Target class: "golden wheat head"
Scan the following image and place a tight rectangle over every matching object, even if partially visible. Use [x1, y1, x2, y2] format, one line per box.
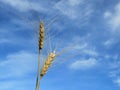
[39, 21, 45, 50]
[40, 52, 56, 79]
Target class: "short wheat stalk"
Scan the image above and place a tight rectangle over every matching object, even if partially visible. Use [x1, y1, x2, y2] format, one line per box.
[40, 52, 56, 79]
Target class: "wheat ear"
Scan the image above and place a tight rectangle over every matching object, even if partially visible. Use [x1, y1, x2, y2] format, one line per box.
[39, 21, 45, 50]
[40, 52, 56, 79]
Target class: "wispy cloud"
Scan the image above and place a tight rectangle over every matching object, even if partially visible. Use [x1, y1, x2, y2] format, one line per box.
[0, 51, 37, 79]
[103, 2, 120, 49]
[69, 58, 97, 70]
[104, 2, 120, 31]
[55, 0, 93, 21]
[103, 38, 118, 48]
[107, 55, 120, 86]
[0, 0, 47, 12]
[71, 34, 99, 58]
[114, 78, 120, 86]
[0, 51, 38, 90]
[82, 49, 98, 57]
[68, 0, 82, 6]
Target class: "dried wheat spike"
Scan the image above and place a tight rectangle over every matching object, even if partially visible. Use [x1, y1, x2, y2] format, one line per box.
[40, 52, 56, 79]
[39, 21, 45, 50]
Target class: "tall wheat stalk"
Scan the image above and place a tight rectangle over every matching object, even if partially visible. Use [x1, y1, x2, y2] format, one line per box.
[36, 21, 45, 90]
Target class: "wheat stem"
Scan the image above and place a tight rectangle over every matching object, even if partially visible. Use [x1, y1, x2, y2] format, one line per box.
[36, 50, 41, 90]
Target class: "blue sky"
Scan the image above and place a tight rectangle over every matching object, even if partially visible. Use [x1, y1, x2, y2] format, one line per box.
[0, 0, 120, 90]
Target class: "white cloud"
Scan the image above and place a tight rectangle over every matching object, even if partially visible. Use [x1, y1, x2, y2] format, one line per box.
[71, 36, 99, 57]
[103, 38, 117, 47]
[68, 0, 82, 6]
[103, 3, 120, 48]
[104, 11, 112, 18]
[114, 78, 120, 86]
[104, 2, 120, 31]
[0, 51, 39, 90]
[0, 0, 47, 12]
[107, 58, 120, 87]
[73, 43, 88, 50]
[0, 51, 37, 79]
[104, 54, 119, 60]
[55, 0, 93, 20]
[82, 49, 98, 56]
[69, 58, 97, 70]
[104, 39, 113, 46]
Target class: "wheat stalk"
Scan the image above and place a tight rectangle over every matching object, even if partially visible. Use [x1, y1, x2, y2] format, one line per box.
[40, 52, 56, 79]
[36, 21, 45, 90]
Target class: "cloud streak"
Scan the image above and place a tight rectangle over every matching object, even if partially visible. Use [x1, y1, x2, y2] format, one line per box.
[69, 58, 97, 70]
[55, 0, 93, 21]
[104, 2, 120, 31]
[0, 0, 47, 12]
[0, 51, 37, 79]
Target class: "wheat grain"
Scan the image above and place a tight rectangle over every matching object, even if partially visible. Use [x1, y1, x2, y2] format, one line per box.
[39, 21, 45, 50]
[40, 52, 56, 79]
